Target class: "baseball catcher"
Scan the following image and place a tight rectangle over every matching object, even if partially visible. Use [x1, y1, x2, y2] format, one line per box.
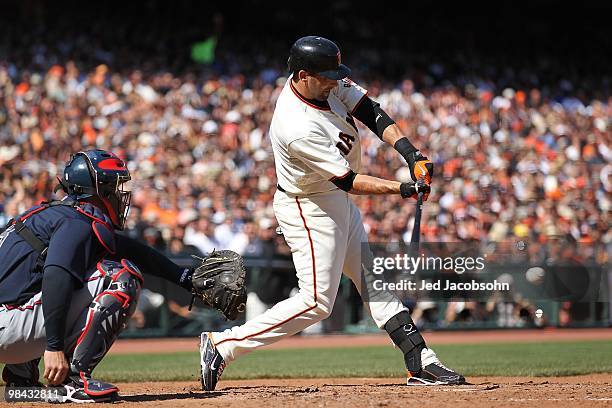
[0, 149, 246, 403]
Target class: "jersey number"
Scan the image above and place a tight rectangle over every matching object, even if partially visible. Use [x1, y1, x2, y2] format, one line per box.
[336, 132, 355, 156]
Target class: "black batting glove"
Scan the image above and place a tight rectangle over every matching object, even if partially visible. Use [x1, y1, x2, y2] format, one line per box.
[400, 179, 431, 201]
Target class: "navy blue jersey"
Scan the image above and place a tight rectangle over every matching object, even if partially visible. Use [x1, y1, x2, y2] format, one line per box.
[0, 201, 114, 305]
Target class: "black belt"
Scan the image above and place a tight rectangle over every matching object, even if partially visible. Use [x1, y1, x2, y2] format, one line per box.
[277, 184, 287, 193]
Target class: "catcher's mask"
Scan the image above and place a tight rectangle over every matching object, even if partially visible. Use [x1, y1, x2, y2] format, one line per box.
[57, 150, 131, 229]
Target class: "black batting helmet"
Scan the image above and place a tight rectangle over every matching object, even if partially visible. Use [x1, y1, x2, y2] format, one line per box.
[287, 36, 351, 80]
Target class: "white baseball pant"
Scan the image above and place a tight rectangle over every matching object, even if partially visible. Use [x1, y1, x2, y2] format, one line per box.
[212, 188, 406, 362]
[0, 269, 106, 365]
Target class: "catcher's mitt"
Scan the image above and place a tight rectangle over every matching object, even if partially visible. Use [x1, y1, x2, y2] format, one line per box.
[190, 249, 247, 320]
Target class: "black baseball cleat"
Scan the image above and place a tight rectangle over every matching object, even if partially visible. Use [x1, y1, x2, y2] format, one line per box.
[2, 360, 43, 387]
[407, 348, 466, 385]
[199, 332, 226, 391]
[2, 360, 44, 401]
[49, 373, 119, 403]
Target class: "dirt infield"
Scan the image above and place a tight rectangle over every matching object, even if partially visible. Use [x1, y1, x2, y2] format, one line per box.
[3, 330, 610, 407]
[92, 329, 612, 407]
[73, 374, 612, 407]
[3, 375, 610, 407]
[110, 328, 612, 354]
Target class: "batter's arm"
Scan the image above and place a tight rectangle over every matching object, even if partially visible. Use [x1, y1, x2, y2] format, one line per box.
[352, 97, 433, 183]
[380, 123, 406, 147]
[350, 174, 401, 195]
[349, 174, 429, 199]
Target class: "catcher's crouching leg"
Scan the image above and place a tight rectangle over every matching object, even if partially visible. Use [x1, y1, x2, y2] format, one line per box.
[65, 259, 143, 402]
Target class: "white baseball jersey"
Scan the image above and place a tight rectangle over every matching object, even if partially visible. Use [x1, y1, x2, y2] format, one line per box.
[269, 77, 368, 195]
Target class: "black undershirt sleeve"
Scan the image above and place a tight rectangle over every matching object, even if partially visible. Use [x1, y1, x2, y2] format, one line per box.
[330, 170, 357, 192]
[42, 265, 78, 351]
[113, 233, 193, 290]
[352, 96, 396, 139]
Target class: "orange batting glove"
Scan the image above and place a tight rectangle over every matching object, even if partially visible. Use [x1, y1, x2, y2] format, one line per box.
[393, 138, 434, 185]
[410, 155, 434, 185]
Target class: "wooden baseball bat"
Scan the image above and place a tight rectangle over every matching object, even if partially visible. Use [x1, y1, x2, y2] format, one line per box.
[411, 190, 424, 243]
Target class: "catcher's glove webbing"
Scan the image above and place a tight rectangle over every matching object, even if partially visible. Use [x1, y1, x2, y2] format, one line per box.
[189, 249, 247, 320]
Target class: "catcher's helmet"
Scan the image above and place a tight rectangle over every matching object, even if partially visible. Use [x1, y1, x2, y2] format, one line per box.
[58, 150, 131, 229]
[287, 36, 351, 80]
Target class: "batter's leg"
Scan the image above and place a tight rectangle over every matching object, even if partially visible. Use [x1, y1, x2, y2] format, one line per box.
[211, 191, 350, 363]
[342, 200, 465, 385]
[200, 191, 352, 391]
[341, 200, 407, 327]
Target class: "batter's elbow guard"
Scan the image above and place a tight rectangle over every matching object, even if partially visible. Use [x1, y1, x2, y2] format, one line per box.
[384, 311, 426, 373]
[352, 96, 395, 138]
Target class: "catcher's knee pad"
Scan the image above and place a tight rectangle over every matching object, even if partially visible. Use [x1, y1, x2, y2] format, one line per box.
[71, 259, 143, 375]
[384, 311, 426, 373]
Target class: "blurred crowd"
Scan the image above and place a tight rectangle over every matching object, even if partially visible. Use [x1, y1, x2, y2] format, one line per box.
[1, 62, 609, 255]
[0, 1, 610, 330]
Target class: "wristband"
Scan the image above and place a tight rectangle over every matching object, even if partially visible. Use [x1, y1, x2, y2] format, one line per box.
[330, 170, 357, 192]
[394, 138, 418, 163]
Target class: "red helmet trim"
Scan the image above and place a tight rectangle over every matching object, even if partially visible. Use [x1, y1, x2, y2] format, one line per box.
[98, 158, 126, 171]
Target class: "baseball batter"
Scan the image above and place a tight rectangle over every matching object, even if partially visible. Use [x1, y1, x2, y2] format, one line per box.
[200, 36, 465, 388]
